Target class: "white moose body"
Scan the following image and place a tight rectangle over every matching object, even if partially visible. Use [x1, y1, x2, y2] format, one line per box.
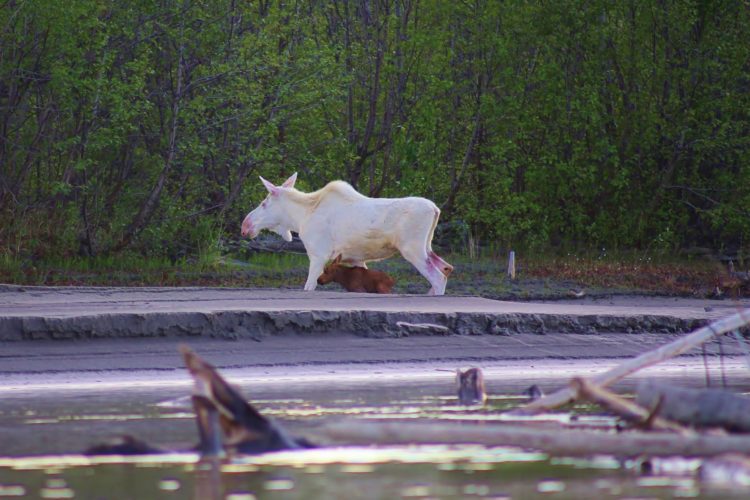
[241, 173, 453, 295]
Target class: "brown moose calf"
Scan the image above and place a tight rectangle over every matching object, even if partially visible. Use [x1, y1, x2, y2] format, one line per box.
[317, 255, 395, 294]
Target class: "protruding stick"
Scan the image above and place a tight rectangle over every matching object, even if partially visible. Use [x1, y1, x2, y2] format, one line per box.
[515, 309, 750, 414]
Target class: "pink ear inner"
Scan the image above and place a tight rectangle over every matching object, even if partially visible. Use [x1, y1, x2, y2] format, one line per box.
[260, 176, 279, 196]
[282, 172, 298, 188]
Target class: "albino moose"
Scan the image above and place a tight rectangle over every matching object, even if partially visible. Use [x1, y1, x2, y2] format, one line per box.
[241, 173, 453, 295]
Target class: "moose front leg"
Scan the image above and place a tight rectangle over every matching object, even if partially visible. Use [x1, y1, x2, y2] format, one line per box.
[304, 256, 326, 291]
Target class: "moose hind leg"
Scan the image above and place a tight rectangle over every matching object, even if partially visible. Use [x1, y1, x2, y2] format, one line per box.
[402, 248, 447, 296]
[429, 251, 454, 277]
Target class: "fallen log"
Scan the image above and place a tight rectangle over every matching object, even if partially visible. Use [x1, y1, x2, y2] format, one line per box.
[320, 421, 750, 458]
[226, 236, 308, 255]
[636, 380, 750, 432]
[514, 308, 750, 414]
[570, 377, 692, 435]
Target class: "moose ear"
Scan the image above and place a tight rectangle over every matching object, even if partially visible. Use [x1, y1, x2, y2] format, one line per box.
[259, 176, 278, 195]
[281, 172, 298, 189]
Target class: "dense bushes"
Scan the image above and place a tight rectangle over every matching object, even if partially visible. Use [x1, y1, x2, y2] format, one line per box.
[1, 0, 748, 261]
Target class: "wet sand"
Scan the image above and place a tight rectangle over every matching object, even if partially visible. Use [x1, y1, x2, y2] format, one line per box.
[2, 287, 748, 401]
[2, 332, 748, 407]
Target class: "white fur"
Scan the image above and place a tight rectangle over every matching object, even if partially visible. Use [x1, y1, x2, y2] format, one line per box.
[241, 173, 451, 295]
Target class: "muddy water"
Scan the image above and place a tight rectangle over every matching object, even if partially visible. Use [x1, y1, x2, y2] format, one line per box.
[1, 372, 749, 499]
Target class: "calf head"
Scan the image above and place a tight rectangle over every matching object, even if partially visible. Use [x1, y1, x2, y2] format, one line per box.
[317, 255, 343, 285]
[241, 173, 298, 241]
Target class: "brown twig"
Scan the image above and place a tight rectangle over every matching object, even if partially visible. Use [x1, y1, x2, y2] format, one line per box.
[641, 395, 665, 430]
[569, 377, 691, 435]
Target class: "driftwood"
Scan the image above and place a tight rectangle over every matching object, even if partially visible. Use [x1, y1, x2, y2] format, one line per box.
[729, 261, 750, 285]
[636, 380, 750, 432]
[515, 309, 750, 414]
[456, 368, 487, 406]
[225, 236, 308, 255]
[320, 421, 750, 458]
[570, 377, 692, 435]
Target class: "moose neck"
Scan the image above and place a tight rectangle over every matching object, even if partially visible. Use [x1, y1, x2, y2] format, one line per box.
[277, 190, 313, 234]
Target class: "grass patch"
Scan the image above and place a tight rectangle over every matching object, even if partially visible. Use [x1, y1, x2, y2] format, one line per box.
[0, 246, 743, 299]
[522, 251, 726, 296]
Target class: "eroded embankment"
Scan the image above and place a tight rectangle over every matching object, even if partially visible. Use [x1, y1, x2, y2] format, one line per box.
[0, 286, 734, 341]
[0, 308, 716, 341]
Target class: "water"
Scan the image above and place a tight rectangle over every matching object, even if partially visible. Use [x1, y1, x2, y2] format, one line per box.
[1, 371, 749, 499]
[0, 451, 706, 499]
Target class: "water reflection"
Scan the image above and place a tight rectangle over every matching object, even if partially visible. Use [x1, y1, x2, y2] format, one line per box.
[193, 459, 222, 500]
[1, 382, 750, 499]
[0, 446, 747, 499]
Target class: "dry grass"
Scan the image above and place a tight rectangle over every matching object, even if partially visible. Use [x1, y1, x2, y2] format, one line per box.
[1, 249, 747, 299]
[524, 254, 746, 297]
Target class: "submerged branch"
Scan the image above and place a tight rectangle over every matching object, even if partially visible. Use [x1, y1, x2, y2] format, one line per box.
[570, 377, 692, 435]
[320, 421, 750, 458]
[513, 309, 750, 414]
